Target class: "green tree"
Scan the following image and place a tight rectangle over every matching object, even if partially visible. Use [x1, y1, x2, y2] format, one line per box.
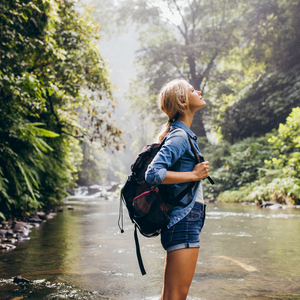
[215, 0, 300, 143]
[118, 0, 252, 137]
[0, 0, 122, 219]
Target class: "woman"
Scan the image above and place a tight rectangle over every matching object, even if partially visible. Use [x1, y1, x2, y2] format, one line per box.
[145, 78, 210, 300]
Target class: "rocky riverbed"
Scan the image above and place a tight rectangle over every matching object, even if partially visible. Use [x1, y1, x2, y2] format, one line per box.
[0, 211, 58, 251]
[0, 182, 121, 252]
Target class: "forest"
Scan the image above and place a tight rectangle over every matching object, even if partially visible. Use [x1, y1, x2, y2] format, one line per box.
[1, 0, 299, 220]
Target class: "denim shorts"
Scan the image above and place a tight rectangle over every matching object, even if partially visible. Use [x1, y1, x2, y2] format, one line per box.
[161, 202, 206, 253]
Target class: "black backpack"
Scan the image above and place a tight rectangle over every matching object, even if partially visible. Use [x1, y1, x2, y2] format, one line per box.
[118, 129, 214, 275]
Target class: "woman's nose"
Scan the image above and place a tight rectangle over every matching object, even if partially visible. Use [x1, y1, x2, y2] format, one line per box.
[197, 90, 202, 95]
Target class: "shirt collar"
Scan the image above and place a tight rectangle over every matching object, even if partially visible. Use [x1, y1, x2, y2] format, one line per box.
[170, 120, 197, 140]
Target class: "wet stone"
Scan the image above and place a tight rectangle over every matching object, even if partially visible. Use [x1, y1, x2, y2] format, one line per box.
[0, 243, 16, 250]
[13, 223, 27, 232]
[0, 210, 57, 254]
[0, 229, 7, 237]
[16, 233, 30, 240]
[7, 238, 17, 243]
[6, 229, 15, 236]
[13, 276, 32, 284]
[46, 212, 57, 219]
[27, 214, 43, 223]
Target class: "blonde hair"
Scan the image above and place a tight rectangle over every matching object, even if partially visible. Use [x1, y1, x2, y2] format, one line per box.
[157, 79, 189, 142]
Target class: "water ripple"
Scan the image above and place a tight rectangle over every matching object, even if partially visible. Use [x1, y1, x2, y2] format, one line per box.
[207, 211, 300, 219]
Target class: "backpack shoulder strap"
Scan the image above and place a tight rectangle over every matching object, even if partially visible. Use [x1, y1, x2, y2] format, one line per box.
[171, 127, 215, 185]
[187, 135, 215, 185]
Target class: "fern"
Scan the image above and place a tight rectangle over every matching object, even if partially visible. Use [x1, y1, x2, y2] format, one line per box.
[16, 161, 37, 201]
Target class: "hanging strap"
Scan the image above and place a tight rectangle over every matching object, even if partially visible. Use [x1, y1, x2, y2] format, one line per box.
[118, 187, 125, 233]
[134, 225, 146, 275]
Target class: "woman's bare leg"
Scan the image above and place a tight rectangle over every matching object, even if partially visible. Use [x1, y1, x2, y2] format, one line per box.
[161, 248, 199, 300]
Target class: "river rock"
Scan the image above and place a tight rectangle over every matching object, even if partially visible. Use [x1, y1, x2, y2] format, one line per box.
[107, 183, 119, 192]
[16, 232, 30, 240]
[7, 238, 17, 243]
[48, 212, 57, 218]
[36, 211, 47, 220]
[260, 202, 276, 208]
[27, 214, 43, 223]
[6, 229, 16, 237]
[88, 186, 102, 195]
[269, 203, 283, 209]
[0, 244, 16, 250]
[13, 222, 28, 231]
[1, 221, 9, 229]
[1, 209, 58, 254]
[12, 222, 30, 237]
[0, 229, 7, 238]
[13, 276, 32, 284]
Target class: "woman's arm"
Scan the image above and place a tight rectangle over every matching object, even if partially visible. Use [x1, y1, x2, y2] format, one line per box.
[161, 161, 210, 185]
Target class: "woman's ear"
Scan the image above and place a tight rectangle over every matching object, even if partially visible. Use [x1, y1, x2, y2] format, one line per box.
[179, 97, 186, 104]
[180, 99, 188, 107]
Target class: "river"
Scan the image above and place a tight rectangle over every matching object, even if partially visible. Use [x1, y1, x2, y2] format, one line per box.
[0, 197, 300, 300]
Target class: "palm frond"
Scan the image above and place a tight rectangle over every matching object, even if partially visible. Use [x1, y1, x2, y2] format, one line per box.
[22, 123, 60, 138]
[16, 161, 37, 200]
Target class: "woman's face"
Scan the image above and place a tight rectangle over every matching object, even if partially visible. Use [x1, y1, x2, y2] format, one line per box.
[186, 84, 206, 112]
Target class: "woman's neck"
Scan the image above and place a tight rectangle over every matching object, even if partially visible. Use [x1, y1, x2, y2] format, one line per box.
[177, 111, 194, 129]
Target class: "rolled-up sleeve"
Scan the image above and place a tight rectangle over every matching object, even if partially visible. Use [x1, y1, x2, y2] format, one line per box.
[145, 166, 167, 185]
[145, 129, 188, 185]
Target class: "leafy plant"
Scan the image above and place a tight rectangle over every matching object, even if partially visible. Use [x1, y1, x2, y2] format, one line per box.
[0, 0, 123, 218]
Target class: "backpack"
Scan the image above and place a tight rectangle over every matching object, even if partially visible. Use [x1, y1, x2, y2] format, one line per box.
[118, 129, 214, 275]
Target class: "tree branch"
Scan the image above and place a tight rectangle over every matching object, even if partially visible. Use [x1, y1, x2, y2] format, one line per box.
[172, 0, 189, 33]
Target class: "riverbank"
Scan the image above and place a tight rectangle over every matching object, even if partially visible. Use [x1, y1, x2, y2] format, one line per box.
[211, 199, 300, 209]
[0, 211, 58, 251]
[2, 182, 299, 253]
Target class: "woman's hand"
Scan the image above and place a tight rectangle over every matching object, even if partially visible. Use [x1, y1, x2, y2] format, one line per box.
[161, 161, 210, 184]
[192, 161, 210, 181]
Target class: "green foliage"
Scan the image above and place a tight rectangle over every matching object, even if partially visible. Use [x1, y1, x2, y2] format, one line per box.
[247, 177, 300, 204]
[202, 136, 274, 199]
[219, 66, 300, 143]
[214, 0, 300, 142]
[0, 0, 122, 218]
[204, 108, 300, 204]
[265, 107, 300, 179]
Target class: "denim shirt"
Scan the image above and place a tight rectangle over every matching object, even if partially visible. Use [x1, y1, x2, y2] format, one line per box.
[145, 120, 202, 229]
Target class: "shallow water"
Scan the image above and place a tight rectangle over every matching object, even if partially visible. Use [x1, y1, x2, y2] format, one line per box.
[0, 198, 300, 300]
